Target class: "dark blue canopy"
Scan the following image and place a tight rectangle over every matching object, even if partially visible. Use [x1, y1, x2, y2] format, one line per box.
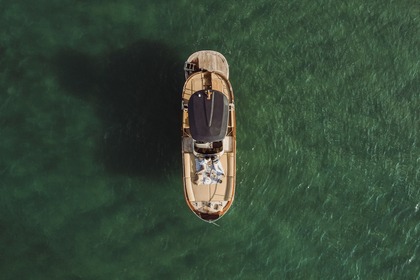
[188, 90, 228, 142]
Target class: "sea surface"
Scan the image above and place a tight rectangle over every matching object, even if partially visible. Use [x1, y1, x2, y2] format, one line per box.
[0, 0, 419, 279]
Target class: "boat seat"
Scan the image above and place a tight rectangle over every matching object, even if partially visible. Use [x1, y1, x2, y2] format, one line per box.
[193, 141, 224, 156]
[223, 136, 233, 152]
[183, 137, 194, 153]
[195, 142, 212, 149]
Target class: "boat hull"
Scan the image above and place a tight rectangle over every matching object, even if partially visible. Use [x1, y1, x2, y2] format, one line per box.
[181, 51, 236, 223]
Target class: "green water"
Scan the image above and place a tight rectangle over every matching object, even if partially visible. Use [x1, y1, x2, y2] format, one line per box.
[1, 0, 419, 279]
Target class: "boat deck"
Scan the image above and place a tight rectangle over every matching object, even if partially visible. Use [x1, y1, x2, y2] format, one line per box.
[183, 151, 235, 202]
[185, 50, 229, 79]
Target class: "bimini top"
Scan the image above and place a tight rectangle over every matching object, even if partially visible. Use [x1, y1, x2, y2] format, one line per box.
[188, 90, 229, 142]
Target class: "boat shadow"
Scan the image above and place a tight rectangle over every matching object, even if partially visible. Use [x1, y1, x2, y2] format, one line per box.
[54, 41, 184, 177]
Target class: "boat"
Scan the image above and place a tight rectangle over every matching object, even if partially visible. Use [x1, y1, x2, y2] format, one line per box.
[181, 50, 236, 223]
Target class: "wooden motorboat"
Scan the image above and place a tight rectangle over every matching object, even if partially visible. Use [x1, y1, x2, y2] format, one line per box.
[181, 51, 236, 223]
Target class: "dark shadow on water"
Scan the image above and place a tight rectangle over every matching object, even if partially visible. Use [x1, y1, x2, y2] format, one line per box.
[53, 41, 184, 177]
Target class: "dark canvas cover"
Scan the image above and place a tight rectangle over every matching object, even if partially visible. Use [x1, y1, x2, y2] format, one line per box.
[188, 90, 229, 142]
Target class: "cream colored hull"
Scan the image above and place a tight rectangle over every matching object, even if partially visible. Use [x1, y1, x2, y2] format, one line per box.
[182, 51, 236, 222]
